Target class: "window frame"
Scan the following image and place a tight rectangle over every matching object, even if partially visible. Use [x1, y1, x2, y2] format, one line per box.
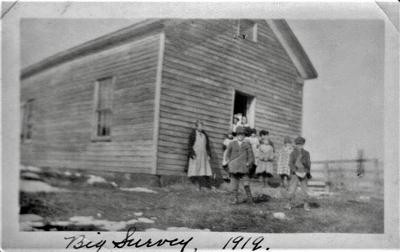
[237, 20, 258, 43]
[91, 76, 115, 142]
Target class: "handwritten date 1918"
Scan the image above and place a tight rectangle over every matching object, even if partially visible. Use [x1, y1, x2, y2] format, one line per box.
[222, 236, 269, 251]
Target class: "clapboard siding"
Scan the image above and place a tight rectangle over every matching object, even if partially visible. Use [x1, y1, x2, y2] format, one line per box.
[21, 33, 161, 173]
[156, 20, 302, 175]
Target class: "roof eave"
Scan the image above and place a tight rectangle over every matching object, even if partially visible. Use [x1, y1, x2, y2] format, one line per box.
[266, 19, 318, 80]
[21, 19, 166, 79]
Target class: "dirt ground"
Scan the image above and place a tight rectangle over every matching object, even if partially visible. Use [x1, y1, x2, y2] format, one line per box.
[19, 167, 384, 233]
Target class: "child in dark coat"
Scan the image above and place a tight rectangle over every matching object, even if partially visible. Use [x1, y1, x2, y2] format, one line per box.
[225, 127, 255, 204]
[285, 136, 312, 211]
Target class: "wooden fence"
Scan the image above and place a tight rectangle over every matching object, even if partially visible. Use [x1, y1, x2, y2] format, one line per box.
[310, 157, 383, 194]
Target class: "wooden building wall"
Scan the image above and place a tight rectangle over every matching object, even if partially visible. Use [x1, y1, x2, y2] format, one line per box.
[21, 33, 162, 173]
[156, 20, 303, 175]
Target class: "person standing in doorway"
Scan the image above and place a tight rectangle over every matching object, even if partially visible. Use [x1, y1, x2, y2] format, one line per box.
[226, 126, 255, 204]
[186, 120, 213, 191]
[285, 136, 312, 211]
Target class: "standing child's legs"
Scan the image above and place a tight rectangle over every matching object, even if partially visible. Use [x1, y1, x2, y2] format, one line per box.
[230, 175, 240, 204]
[299, 178, 310, 211]
[242, 176, 255, 205]
[285, 175, 299, 209]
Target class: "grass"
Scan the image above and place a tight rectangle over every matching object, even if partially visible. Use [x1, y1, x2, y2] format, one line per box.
[19, 171, 384, 233]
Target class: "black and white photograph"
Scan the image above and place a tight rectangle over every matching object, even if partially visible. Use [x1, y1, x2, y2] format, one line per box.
[2, 1, 399, 250]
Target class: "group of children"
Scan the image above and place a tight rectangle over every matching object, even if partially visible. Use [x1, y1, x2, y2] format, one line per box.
[222, 122, 312, 211]
[186, 118, 312, 211]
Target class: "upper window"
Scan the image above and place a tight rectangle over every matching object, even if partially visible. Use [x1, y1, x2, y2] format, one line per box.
[21, 99, 34, 142]
[93, 77, 114, 141]
[237, 20, 258, 42]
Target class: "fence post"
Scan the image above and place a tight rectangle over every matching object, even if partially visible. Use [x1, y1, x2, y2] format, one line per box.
[356, 149, 365, 177]
[374, 159, 380, 187]
[324, 161, 330, 191]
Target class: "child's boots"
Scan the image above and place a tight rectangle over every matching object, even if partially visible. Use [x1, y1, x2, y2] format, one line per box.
[244, 185, 255, 205]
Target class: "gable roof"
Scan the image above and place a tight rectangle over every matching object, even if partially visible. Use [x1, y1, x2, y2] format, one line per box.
[21, 19, 317, 80]
[266, 19, 318, 80]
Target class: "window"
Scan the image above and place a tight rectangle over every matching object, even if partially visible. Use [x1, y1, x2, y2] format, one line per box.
[237, 20, 258, 42]
[21, 99, 34, 142]
[93, 77, 114, 140]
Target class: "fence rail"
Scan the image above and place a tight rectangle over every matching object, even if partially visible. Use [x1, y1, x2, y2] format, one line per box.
[309, 156, 383, 194]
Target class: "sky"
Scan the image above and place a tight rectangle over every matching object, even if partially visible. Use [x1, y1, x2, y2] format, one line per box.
[20, 19, 384, 161]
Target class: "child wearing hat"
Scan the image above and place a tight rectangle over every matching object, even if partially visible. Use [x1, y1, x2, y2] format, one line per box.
[277, 136, 294, 189]
[285, 136, 312, 211]
[225, 126, 255, 204]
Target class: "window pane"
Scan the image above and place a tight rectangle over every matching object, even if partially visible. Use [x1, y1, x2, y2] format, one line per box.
[95, 77, 113, 138]
[98, 78, 113, 109]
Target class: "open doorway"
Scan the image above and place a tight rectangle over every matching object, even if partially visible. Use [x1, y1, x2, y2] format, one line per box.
[232, 90, 256, 128]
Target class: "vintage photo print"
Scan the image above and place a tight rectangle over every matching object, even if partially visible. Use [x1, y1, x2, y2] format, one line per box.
[2, 1, 399, 251]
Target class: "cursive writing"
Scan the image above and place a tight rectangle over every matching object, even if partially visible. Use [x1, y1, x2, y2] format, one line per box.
[112, 227, 193, 252]
[64, 227, 194, 252]
[65, 233, 106, 252]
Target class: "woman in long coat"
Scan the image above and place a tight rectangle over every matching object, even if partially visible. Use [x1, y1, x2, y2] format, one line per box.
[186, 120, 213, 191]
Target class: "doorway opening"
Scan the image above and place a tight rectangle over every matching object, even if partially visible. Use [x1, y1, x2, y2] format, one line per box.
[232, 90, 256, 128]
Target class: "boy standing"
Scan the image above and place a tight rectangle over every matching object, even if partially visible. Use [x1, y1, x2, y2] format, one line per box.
[285, 136, 312, 211]
[226, 127, 255, 204]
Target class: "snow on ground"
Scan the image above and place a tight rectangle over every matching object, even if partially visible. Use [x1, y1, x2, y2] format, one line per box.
[20, 214, 44, 231]
[120, 187, 158, 194]
[272, 212, 287, 220]
[19, 215, 160, 231]
[145, 227, 211, 232]
[20, 165, 42, 173]
[137, 217, 155, 224]
[86, 175, 108, 185]
[20, 180, 68, 193]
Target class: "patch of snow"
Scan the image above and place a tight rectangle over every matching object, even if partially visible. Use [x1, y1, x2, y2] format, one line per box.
[120, 187, 158, 194]
[137, 217, 155, 224]
[87, 175, 107, 185]
[145, 228, 164, 232]
[20, 214, 45, 231]
[273, 212, 287, 220]
[126, 219, 138, 225]
[101, 221, 127, 231]
[145, 227, 210, 232]
[51, 221, 72, 226]
[21, 165, 42, 173]
[20, 221, 44, 231]
[64, 171, 72, 176]
[20, 180, 68, 193]
[75, 172, 82, 177]
[110, 182, 118, 187]
[134, 212, 143, 217]
[65, 215, 156, 231]
[166, 227, 210, 232]
[358, 195, 371, 202]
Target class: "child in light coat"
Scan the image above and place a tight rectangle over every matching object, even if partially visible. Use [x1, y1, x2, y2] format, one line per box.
[277, 136, 294, 189]
[255, 130, 274, 187]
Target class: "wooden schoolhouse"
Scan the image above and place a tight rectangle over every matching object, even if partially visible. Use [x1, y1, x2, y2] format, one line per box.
[20, 19, 317, 177]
